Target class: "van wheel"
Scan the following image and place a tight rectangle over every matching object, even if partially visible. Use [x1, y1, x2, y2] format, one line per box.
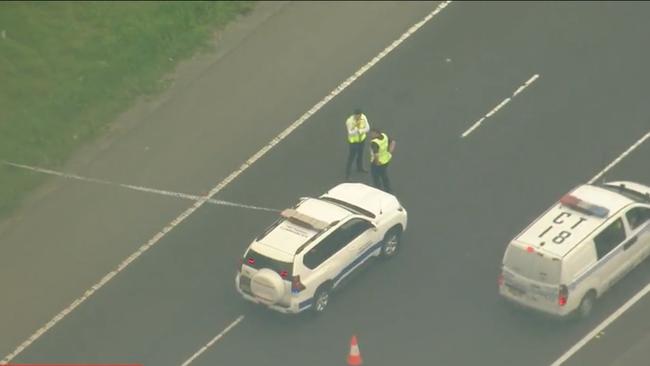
[381, 227, 402, 258]
[577, 291, 596, 319]
[312, 286, 331, 314]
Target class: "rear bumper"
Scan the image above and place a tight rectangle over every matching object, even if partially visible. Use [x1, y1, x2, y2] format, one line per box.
[499, 285, 572, 318]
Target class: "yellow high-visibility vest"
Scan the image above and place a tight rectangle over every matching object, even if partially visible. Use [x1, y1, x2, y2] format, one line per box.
[346, 115, 368, 143]
[371, 133, 392, 165]
[349, 131, 366, 143]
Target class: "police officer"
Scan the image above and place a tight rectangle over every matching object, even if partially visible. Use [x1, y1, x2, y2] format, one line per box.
[369, 128, 395, 193]
[345, 109, 370, 179]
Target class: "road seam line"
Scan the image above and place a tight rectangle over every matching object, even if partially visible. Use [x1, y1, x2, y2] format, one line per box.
[0, 1, 453, 364]
[461, 73, 539, 138]
[2, 161, 279, 213]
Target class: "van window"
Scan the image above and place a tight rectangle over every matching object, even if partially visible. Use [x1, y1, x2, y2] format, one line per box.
[503, 245, 561, 284]
[593, 218, 626, 259]
[625, 207, 650, 230]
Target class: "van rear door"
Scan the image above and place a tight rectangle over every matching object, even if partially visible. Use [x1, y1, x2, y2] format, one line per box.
[502, 243, 561, 306]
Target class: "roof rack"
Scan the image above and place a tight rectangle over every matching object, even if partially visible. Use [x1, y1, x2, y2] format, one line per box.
[281, 208, 330, 231]
[608, 183, 650, 203]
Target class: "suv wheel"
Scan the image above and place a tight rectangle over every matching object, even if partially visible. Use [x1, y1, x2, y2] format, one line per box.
[313, 286, 330, 314]
[577, 291, 596, 319]
[381, 227, 402, 258]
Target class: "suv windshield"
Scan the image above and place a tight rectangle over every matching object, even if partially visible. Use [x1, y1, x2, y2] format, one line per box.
[318, 197, 375, 218]
[244, 249, 293, 279]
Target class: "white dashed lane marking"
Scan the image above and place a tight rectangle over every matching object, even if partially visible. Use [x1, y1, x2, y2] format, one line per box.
[180, 315, 245, 366]
[461, 73, 540, 138]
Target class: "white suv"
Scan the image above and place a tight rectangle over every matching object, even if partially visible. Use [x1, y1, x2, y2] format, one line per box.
[236, 183, 407, 314]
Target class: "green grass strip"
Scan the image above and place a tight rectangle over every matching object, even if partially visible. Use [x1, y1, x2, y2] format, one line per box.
[0, 1, 254, 217]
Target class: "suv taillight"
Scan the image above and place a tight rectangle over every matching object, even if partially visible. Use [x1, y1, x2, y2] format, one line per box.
[291, 276, 306, 294]
[238, 258, 243, 272]
[497, 273, 504, 287]
[558, 285, 569, 306]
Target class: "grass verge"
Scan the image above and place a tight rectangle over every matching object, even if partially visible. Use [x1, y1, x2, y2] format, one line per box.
[0, 1, 254, 218]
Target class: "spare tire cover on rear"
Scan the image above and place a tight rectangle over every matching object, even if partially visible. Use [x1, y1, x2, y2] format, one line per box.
[250, 268, 286, 304]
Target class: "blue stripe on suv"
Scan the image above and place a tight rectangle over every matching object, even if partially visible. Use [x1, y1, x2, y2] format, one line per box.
[298, 240, 385, 312]
[299, 299, 312, 310]
[333, 241, 384, 285]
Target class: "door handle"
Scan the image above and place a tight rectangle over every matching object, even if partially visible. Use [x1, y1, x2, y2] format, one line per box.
[623, 236, 638, 250]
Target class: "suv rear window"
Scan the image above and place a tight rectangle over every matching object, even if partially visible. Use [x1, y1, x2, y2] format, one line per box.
[244, 249, 293, 279]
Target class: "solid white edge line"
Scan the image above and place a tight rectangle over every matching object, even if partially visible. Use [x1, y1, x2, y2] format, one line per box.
[0, 2, 453, 364]
[460, 74, 540, 138]
[2, 161, 278, 212]
[588, 130, 650, 184]
[549, 283, 650, 366]
[180, 315, 245, 366]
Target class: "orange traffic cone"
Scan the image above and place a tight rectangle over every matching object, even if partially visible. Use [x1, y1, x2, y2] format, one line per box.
[347, 335, 363, 366]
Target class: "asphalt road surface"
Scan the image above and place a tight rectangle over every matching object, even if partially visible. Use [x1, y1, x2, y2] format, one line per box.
[562, 285, 650, 366]
[7, 2, 650, 366]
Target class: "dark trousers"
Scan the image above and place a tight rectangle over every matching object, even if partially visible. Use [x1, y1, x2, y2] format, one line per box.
[371, 163, 391, 193]
[346, 141, 365, 178]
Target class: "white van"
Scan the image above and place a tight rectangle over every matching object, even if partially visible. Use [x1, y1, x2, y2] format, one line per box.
[499, 181, 650, 318]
